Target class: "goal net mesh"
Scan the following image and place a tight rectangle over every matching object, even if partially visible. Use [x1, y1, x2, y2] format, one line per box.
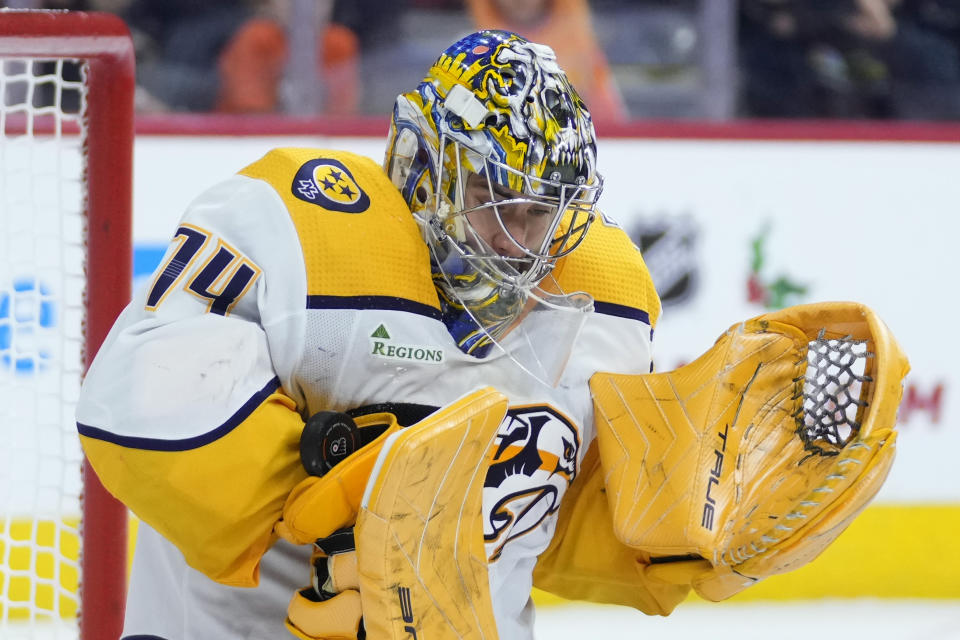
[1, 56, 88, 639]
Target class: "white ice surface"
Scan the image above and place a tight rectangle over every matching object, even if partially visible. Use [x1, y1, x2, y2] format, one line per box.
[6, 599, 959, 639]
[535, 600, 960, 640]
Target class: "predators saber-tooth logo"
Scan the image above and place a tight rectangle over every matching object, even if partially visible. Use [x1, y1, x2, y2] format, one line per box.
[483, 405, 580, 562]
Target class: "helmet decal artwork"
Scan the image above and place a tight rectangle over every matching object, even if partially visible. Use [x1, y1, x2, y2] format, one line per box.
[385, 30, 602, 358]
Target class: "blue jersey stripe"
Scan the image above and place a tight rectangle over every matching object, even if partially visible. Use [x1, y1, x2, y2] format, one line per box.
[77, 377, 282, 451]
[593, 301, 651, 324]
[306, 294, 442, 320]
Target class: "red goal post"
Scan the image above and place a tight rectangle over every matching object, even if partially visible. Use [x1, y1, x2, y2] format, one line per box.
[0, 10, 133, 640]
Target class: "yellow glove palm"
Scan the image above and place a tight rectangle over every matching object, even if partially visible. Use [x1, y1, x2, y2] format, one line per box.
[590, 302, 909, 601]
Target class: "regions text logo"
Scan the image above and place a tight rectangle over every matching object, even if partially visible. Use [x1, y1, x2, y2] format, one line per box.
[369, 324, 443, 364]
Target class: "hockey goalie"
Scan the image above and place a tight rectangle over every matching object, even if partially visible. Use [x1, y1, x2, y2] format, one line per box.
[75, 28, 908, 640]
[277, 301, 907, 640]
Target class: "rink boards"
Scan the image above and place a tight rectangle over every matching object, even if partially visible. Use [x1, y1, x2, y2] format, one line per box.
[3, 501, 958, 620]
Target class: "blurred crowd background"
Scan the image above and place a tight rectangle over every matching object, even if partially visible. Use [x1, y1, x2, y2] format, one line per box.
[5, 0, 960, 122]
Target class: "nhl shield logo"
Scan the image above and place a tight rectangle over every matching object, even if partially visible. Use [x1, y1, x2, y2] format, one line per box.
[630, 214, 699, 308]
[292, 158, 370, 213]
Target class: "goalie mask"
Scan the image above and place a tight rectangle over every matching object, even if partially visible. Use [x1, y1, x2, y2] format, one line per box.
[384, 30, 602, 380]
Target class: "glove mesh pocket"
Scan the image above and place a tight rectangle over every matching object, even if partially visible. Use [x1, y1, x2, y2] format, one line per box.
[796, 329, 872, 457]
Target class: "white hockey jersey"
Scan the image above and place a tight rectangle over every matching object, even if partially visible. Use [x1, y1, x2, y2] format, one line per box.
[76, 148, 660, 640]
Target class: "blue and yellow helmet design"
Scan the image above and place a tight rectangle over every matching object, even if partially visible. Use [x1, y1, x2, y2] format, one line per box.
[385, 30, 602, 359]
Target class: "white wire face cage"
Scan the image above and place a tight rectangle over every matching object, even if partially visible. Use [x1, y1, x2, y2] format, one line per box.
[428, 135, 604, 297]
[383, 30, 604, 373]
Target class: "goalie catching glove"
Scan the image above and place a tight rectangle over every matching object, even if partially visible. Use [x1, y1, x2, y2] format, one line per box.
[587, 301, 909, 601]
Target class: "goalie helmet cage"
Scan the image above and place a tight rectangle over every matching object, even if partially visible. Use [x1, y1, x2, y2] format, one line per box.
[0, 10, 133, 640]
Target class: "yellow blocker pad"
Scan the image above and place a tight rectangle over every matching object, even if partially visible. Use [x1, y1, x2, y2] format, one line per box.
[590, 302, 910, 601]
[280, 413, 403, 640]
[356, 388, 508, 640]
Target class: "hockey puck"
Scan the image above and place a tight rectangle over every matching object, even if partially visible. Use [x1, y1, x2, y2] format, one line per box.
[300, 411, 360, 476]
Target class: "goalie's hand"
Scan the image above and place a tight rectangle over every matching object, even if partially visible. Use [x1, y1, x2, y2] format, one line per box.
[286, 529, 363, 640]
[281, 390, 508, 640]
[280, 410, 400, 640]
[276, 410, 401, 546]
